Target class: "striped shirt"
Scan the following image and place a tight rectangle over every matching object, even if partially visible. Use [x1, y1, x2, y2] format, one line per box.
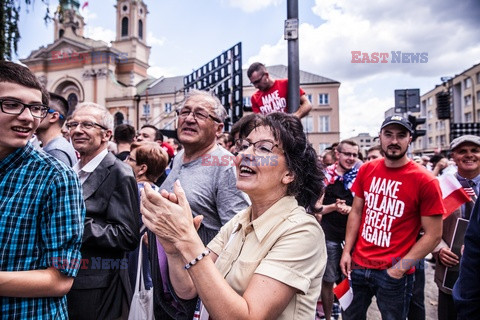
[0, 142, 85, 319]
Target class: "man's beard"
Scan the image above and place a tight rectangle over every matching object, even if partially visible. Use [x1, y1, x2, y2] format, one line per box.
[383, 145, 407, 161]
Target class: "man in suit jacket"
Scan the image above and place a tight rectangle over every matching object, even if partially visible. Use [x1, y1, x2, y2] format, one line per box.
[66, 102, 140, 320]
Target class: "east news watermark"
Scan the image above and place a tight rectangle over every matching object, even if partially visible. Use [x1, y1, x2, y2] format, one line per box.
[351, 51, 428, 63]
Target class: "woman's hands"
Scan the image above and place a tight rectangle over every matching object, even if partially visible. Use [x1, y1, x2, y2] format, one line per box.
[141, 180, 203, 254]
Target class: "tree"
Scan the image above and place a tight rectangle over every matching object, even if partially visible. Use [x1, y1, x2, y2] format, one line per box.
[1, 0, 50, 61]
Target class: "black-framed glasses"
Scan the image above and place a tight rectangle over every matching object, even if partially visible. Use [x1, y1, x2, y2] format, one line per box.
[250, 73, 265, 85]
[65, 121, 108, 130]
[48, 109, 65, 120]
[126, 155, 136, 163]
[177, 108, 221, 123]
[0, 98, 49, 119]
[339, 151, 359, 158]
[235, 138, 283, 156]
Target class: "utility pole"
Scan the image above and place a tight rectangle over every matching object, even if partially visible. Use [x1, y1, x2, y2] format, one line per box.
[286, 0, 299, 114]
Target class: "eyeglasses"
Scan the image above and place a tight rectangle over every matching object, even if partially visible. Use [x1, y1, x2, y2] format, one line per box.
[177, 108, 221, 123]
[250, 73, 265, 85]
[48, 109, 65, 120]
[235, 138, 283, 156]
[339, 151, 359, 158]
[126, 155, 136, 163]
[0, 98, 49, 119]
[65, 121, 108, 130]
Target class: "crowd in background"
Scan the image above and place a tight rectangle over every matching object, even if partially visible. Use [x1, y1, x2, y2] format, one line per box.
[2, 60, 479, 320]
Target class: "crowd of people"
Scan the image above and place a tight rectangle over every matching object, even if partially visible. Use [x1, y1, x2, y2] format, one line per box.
[1, 59, 479, 320]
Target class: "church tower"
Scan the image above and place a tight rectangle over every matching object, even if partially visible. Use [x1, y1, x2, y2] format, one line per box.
[53, 0, 85, 41]
[111, 0, 151, 86]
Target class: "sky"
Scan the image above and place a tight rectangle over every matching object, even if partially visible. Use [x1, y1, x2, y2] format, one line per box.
[15, 0, 480, 139]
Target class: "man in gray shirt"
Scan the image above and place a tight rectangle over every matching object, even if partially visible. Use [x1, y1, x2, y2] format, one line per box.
[36, 92, 77, 166]
[160, 89, 249, 244]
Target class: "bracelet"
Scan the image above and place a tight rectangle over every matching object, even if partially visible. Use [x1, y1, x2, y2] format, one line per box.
[184, 249, 211, 270]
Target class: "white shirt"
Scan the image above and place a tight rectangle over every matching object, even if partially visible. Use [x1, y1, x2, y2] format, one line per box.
[73, 148, 109, 185]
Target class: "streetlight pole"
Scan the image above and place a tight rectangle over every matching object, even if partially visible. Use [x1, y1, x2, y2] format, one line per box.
[134, 94, 141, 130]
[286, 0, 299, 114]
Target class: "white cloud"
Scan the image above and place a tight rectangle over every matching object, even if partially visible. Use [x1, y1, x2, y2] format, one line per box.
[226, 0, 283, 13]
[147, 65, 179, 78]
[84, 26, 115, 45]
[249, 0, 480, 137]
[147, 32, 166, 46]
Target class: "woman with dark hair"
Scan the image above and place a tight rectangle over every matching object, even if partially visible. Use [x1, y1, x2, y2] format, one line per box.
[141, 112, 326, 319]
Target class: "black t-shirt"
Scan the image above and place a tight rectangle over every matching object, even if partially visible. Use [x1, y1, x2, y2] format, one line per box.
[320, 179, 354, 242]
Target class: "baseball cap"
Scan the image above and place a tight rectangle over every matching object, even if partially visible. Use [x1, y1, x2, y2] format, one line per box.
[380, 115, 413, 133]
[450, 135, 480, 150]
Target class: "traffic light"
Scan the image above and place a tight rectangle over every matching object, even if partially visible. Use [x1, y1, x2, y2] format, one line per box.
[408, 115, 427, 142]
[436, 91, 450, 120]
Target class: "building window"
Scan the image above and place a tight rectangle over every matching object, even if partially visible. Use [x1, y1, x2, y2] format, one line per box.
[302, 116, 313, 133]
[465, 77, 472, 89]
[114, 112, 124, 126]
[428, 97, 433, 105]
[121, 17, 129, 37]
[243, 96, 251, 107]
[67, 93, 78, 110]
[440, 135, 446, 147]
[165, 102, 172, 113]
[465, 95, 472, 106]
[465, 112, 472, 123]
[318, 93, 329, 105]
[427, 110, 433, 119]
[428, 137, 433, 146]
[306, 94, 313, 103]
[476, 72, 480, 84]
[138, 20, 143, 39]
[143, 103, 150, 116]
[319, 116, 330, 132]
[319, 143, 330, 154]
[428, 123, 432, 131]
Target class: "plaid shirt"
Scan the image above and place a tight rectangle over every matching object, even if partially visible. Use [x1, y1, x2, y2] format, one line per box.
[0, 143, 85, 319]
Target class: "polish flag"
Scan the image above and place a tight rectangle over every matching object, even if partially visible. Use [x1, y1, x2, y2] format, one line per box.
[333, 277, 353, 311]
[438, 174, 471, 219]
[81, 1, 89, 10]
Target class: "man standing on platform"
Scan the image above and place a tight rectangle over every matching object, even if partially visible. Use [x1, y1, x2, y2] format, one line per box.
[247, 62, 312, 118]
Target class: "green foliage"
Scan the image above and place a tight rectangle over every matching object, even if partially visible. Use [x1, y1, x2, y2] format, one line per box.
[1, 0, 51, 61]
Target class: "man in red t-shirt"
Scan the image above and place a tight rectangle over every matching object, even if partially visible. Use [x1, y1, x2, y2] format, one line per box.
[340, 115, 444, 319]
[247, 62, 312, 118]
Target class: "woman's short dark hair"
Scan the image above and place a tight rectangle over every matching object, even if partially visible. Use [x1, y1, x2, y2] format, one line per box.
[237, 112, 325, 212]
[130, 141, 169, 182]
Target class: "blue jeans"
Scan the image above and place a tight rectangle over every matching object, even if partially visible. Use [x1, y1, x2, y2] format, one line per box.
[343, 268, 414, 320]
[323, 240, 343, 283]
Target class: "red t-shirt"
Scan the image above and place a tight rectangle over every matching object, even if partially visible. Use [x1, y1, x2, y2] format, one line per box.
[351, 159, 445, 270]
[251, 79, 305, 115]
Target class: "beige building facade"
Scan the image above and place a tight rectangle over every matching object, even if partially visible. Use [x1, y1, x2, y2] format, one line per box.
[412, 62, 480, 155]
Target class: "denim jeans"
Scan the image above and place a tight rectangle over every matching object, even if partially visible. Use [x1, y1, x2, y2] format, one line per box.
[343, 268, 414, 320]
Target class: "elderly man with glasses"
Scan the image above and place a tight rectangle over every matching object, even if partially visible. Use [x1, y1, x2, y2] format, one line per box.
[247, 62, 312, 118]
[66, 102, 140, 320]
[147, 89, 249, 320]
[0, 61, 85, 319]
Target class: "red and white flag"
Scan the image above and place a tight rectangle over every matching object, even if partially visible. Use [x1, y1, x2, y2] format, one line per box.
[333, 277, 353, 311]
[438, 174, 471, 219]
